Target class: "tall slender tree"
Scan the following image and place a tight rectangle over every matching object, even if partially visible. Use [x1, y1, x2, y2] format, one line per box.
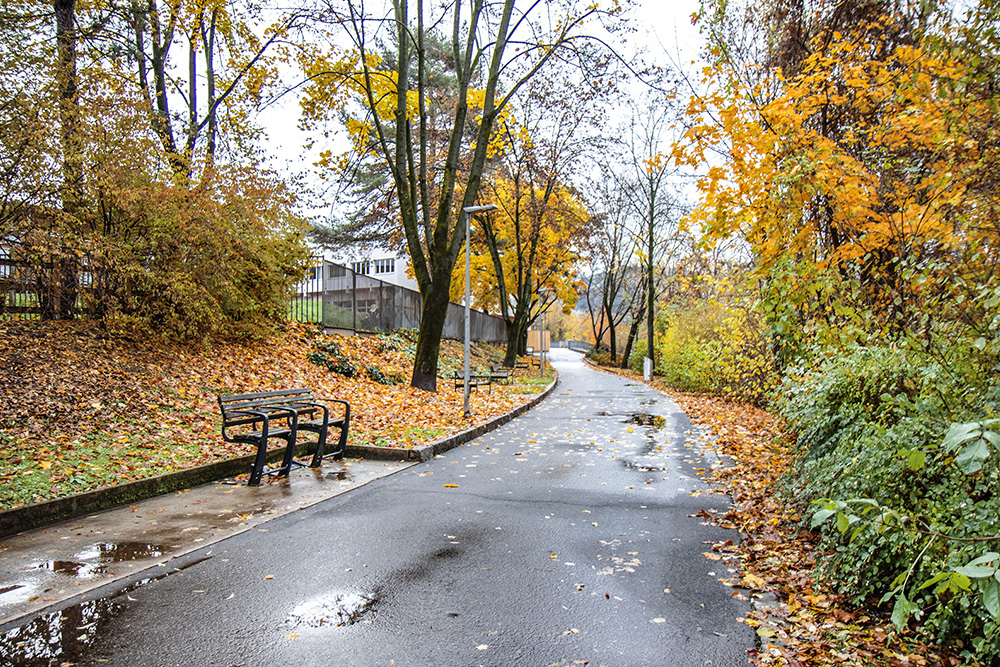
[468, 66, 605, 366]
[299, 0, 620, 391]
[623, 96, 683, 372]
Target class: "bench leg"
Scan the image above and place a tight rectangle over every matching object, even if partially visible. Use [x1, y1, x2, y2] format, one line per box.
[248, 439, 269, 486]
[331, 421, 348, 461]
[313, 421, 347, 464]
[248, 434, 298, 486]
[308, 426, 329, 468]
[277, 432, 298, 477]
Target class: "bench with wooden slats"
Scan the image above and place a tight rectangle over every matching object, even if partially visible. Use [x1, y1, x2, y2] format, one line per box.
[217, 388, 350, 486]
[451, 372, 491, 393]
[489, 364, 512, 385]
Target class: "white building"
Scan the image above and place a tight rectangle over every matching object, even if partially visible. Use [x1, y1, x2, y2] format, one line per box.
[325, 250, 418, 291]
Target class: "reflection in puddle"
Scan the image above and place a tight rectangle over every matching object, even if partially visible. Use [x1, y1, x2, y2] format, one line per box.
[1, 556, 211, 664]
[31, 542, 167, 579]
[285, 592, 375, 628]
[0, 591, 125, 665]
[622, 458, 668, 473]
[624, 413, 666, 429]
[94, 541, 166, 562]
[44, 560, 87, 576]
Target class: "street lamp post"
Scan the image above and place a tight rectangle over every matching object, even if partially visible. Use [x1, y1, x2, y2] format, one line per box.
[462, 204, 497, 418]
[538, 287, 552, 378]
[539, 309, 545, 378]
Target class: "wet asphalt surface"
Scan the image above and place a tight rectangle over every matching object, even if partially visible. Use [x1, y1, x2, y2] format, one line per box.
[1, 349, 754, 666]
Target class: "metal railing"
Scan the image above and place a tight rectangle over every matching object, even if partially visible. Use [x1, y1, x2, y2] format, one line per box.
[554, 339, 594, 353]
[289, 259, 506, 343]
[1, 252, 94, 320]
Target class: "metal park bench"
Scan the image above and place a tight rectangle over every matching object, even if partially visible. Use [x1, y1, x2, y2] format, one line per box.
[217, 388, 350, 486]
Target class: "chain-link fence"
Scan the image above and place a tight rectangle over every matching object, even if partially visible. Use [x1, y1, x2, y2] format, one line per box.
[289, 259, 506, 343]
[1, 239, 94, 320]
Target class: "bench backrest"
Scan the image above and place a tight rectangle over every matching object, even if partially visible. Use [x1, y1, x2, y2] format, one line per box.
[218, 388, 316, 427]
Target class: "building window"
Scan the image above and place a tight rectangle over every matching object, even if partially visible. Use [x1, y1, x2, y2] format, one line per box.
[373, 258, 395, 274]
[352, 261, 370, 275]
[328, 263, 346, 278]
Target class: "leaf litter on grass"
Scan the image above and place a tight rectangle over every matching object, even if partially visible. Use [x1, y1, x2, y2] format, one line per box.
[0, 320, 548, 510]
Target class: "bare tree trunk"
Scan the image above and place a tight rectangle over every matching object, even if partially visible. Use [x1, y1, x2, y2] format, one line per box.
[411, 280, 451, 391]
[621, 281, 647, 369]
[51, 0, 81, 320]
[646, 186, 655, 371]
[604, 299, 617, 361]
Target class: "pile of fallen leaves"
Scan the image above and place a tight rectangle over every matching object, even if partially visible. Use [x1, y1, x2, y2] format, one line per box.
[0, 320, 549, 510]
[586, 359, 957, 666]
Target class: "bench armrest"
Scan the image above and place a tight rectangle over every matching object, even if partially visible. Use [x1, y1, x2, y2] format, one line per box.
[226, 407, 296, 421]
[282, 401, 328, 422]
[311, 398, 351, 423]
[221, 407, 297, 441]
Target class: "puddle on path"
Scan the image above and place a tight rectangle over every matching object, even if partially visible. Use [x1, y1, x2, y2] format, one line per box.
[1, 556, 211, 665]
[0, 594, 125, 666]
[28, 542, 167, 580]
[623, 413, 666, 429]
[285, 592, 375, 629]
[621, 459, 668, 473]
[324, 468, 351, 481]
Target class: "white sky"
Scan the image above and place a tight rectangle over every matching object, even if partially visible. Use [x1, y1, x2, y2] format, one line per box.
[633, 0, 704, 65]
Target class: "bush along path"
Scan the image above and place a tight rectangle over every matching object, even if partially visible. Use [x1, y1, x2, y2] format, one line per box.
[0, 320, 553, 511]
[584, 359, 959, 667]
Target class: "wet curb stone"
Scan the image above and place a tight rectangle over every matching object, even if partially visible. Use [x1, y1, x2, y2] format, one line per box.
[0, 374, 558, 538]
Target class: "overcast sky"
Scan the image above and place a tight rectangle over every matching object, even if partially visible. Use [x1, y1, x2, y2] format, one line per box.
[633, 0, 704, 64]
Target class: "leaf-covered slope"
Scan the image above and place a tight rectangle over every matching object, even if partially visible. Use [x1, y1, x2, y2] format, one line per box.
[0, 321, 544, 509]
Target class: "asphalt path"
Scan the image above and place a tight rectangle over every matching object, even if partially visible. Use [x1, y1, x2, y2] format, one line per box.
[5, 349, 754, 666]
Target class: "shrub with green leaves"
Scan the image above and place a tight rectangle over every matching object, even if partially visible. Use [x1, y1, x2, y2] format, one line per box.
[364, 364, 397, 385]
[655, 300, 778, 406]
[781, 344, 1000, 662]
[628, 340, 648, 373]
[307, 340, 358, 377]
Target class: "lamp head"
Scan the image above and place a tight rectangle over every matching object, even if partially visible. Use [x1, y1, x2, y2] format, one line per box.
[463, 204, 498, 214]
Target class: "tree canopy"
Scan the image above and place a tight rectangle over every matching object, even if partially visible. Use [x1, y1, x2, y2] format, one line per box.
[0, 0, 309, 339]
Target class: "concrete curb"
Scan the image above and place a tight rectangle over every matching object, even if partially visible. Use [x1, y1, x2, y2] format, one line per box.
[407, 373, 558, 462]
[0, 374, 558, 538]
[0, 442, 310, 538]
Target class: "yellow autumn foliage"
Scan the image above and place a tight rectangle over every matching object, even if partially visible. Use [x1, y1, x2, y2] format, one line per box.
[674, 15, 999, 346]
[656, 277, 778, 407]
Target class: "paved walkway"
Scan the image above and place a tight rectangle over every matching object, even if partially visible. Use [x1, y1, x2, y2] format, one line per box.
[0, 456, 415, 627]
[1, 349, 753, 666]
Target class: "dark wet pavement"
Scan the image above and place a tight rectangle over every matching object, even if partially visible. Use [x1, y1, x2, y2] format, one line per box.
[0, 458, 414, 628]
[0, 349, 754, 666]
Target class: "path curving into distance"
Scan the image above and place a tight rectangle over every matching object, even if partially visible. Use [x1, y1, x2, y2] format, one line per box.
[3, 348, 754, 667]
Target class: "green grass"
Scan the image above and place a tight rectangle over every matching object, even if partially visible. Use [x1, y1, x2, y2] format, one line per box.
[288, 298, 322, 323]
[354, 426, 449, 449]
[509, 368, 555, 392]
[0, 422, 204, 508]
